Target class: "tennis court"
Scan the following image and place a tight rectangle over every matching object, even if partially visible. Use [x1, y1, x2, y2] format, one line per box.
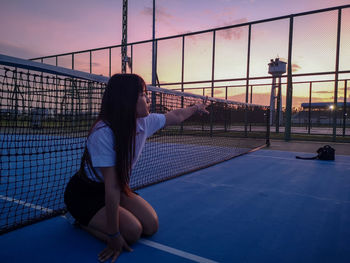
[1, 54, 349, 263]
[1, 147, 350, 262]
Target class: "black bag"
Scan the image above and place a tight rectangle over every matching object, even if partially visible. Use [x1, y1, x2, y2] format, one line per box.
[296, 145, 335, 161]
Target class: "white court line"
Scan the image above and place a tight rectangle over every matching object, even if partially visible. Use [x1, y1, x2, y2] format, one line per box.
[139, 239, 219, 263]
[2, 194, 219, 263]
[248, 154, 350, 165]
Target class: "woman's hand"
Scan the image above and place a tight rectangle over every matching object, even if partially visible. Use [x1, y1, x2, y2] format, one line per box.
[194, 97, 209, 116]
[165, 96, 209, 126]
[194, 104, 209, 115]
[98, 235, 132, 262]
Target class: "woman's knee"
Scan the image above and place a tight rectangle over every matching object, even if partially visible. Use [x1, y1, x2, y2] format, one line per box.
[142, 213, 159, 236]
[122, 215, 143, 244]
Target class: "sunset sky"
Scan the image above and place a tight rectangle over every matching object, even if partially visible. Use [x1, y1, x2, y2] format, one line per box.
[1, 0, 349, 106]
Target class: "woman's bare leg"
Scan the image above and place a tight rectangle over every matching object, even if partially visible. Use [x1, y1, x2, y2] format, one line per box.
[120, 192, 158, 236]
[86, 206, 143, 245]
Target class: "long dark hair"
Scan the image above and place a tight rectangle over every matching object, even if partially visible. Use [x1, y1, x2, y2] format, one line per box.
[84, 74, 146, 196]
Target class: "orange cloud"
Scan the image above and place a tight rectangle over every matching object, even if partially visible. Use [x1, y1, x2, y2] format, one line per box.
[292, 63, 301, 72]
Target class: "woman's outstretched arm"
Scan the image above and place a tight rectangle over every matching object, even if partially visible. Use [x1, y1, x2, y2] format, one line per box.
[164, 99, 209, 126]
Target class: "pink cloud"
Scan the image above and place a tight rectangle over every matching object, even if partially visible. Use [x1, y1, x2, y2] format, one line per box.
[0, 41, 40, 59]
[0, 5, 122, 57]
[140, 6, 175, 21]
[216, 18, 249, 40]
[292, 63, 301, 72]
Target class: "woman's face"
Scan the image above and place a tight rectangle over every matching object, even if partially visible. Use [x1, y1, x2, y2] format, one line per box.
[136, 90, 150, 118]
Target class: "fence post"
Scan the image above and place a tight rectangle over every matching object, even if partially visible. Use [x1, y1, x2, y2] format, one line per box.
[308, 82, 312, 134]
[343, 80, 348, 136]
[109, 48, 111, 77]
[285, 16, 294, 141]
[333, 8, 342, 141]
[245, 24, 252, 137]
[181, 36, 185, 133]
[210, 31, 216, 137]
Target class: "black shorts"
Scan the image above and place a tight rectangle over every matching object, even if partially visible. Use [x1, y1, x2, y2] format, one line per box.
[64, 171, 105, 226]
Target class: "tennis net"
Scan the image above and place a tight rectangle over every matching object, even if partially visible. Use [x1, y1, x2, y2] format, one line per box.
[0, 54, 270, 234]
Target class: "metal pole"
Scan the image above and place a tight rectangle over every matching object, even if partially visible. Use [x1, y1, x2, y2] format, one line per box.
[225, 86, 228, 132]
[89, 51, 92, 74]
[276, 76, 282, 133]
[308, 82, 312, 134]
[333, 8, 342, 141]
[72, 53, 74, 70]
[181, 36, 185, 93]
[109, 48, 112, 77]
[285, 16, 294, 141]
[250, 85, 253, 132]
[150, 0, 157, 120]
[151, 0, 156, 86]
[245, 24, 252, 137]
[151, 40, 157, 113]
[211, 31, 216, 98]
[250, 85, 253, 103]
[122, 0, 128, 74]
[246, 25, 251, 103]
[210, 31, 216, 137]
[130, 45, 133, 74]
[270, 76, 276, 126]
[343, 80, 348, 136]
[180, 36, 185, 135]
[202, 88, 205, 132]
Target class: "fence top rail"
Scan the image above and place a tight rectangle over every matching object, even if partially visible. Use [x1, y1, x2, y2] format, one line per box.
[0, 54, 268, 108]
[0, 54, 109, 83]
[151, 70, 350, 87]
[147, 86, 267, 107]
[30, 4, 350, 61]
[167, 78, 350, 91]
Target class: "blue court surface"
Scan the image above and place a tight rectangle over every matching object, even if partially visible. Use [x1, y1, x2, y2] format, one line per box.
[1, 149, 350, 263]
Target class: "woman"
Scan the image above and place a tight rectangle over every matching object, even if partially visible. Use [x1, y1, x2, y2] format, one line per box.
[64, 74, 208, 262]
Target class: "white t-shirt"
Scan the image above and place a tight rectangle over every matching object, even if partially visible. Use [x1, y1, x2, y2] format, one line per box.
[84, 113, 166, 182]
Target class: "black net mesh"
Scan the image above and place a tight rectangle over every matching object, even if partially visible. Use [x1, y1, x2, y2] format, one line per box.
[0, 63, 269, 234]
